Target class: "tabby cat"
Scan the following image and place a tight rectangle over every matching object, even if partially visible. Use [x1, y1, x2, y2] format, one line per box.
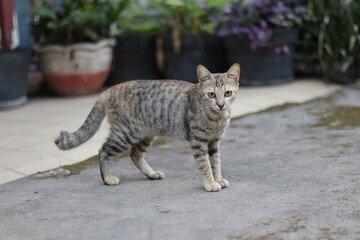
[55, 63, 240, 192]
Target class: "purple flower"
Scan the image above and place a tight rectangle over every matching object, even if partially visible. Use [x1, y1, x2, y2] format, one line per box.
[275, 45, 290, 54]
[282, 45, 289, 53]
[217, 28, 231, 37]
[223, 8, 232, 14]
[200, 3, 207, 9]
[222, 16, 230, 22]
[214, 0, 308, 52]
[275, 2, 288, 13]
[259, 32, 269, 41]
[210, 15, 218, 21]
[232, 26, 249, 34]
[259, 20, 268, 28]
[280, 21, 289, 27]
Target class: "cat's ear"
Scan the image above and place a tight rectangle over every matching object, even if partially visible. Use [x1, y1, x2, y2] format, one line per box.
[227, 63, 241, 83]
[197, 65, 212, 83]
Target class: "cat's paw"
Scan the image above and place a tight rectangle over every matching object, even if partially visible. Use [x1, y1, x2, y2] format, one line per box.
[104, 176, 120, 186]
[148, 171, 165, 180]
[204, 182, 222, 192]
[217, 179, 229, 188]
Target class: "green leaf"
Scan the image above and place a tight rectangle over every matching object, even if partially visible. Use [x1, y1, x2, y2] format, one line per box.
[84, 28, 100, 42]
[165, 0, 184, 7]
[206, 0, 227, 8]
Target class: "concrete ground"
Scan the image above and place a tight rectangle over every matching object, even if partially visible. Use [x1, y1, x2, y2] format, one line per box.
[0, 80, 339, 185]
[0, 85, 359, 240]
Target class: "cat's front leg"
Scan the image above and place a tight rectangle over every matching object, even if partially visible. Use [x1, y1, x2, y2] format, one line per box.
[208, 139, 229, 189]
[190, 141, 221, 192]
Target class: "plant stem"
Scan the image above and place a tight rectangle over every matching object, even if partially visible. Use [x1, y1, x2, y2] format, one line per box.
[318, 15, 329, 82]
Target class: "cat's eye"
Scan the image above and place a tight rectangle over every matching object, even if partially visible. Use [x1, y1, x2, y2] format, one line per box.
[224, 91, 233, 97]
[207, 92, 216, 98]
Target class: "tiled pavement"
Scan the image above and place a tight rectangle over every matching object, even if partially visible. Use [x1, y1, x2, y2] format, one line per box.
[0, 79, 341, 185]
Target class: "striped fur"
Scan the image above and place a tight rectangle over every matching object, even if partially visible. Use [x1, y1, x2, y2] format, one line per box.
[55, 101, 105, 150]
[55, 63, 240, 192]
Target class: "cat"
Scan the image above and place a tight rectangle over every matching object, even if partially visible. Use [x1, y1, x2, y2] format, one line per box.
[55, 63, 240, 192]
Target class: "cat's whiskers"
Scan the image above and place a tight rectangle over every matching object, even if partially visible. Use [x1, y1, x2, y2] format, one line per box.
[200, 106, 212, 110]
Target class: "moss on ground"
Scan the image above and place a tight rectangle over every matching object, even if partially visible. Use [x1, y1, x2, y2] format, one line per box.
[312, 106, 360, 130]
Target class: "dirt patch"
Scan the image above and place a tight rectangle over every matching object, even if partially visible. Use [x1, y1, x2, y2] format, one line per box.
[312, 106, 360, 130]
[33, 154, 103, 178]
[62, 154, 100, 176]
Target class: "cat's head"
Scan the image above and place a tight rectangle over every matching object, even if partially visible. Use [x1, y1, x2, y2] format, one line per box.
[197, 63, 240, 113]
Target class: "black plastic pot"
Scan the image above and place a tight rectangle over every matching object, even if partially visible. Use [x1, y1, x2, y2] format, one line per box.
[0, 50, 29, 109]
[107, 35, 160, 85]
[329, 62, 357, 84]
[223, 29, 298, 86]
[163, 34, 227, 83]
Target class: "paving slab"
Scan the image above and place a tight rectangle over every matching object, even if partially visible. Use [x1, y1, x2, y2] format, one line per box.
[0, 87, 359, 240]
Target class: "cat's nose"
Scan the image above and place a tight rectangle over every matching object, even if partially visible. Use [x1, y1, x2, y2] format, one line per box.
[217, 103, 225, 109]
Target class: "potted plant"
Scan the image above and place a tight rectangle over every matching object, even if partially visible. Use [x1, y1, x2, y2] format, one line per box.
[151, 0, 227, 83]
[296, 0, 360, 84]
[214, 0, 308, 85]
[30, 0, 129, 96]
[107, 0, 162, 85]
[0, 0, 29, 109]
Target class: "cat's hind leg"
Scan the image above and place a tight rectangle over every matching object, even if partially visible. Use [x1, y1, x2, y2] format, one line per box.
[131, 137, 165, 180]
[99, 135, 133, 185]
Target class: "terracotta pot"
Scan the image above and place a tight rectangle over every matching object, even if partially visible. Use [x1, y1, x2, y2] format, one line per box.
[36, 39, 115, 96]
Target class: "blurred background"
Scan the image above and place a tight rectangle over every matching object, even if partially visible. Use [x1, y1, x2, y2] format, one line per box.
[0, 0, 359, 108]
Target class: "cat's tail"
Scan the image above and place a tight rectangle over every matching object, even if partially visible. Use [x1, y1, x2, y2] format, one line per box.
[54, 100, 106, 150]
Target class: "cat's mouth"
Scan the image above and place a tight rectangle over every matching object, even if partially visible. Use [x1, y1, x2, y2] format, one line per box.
[212, 106, 228, 113]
